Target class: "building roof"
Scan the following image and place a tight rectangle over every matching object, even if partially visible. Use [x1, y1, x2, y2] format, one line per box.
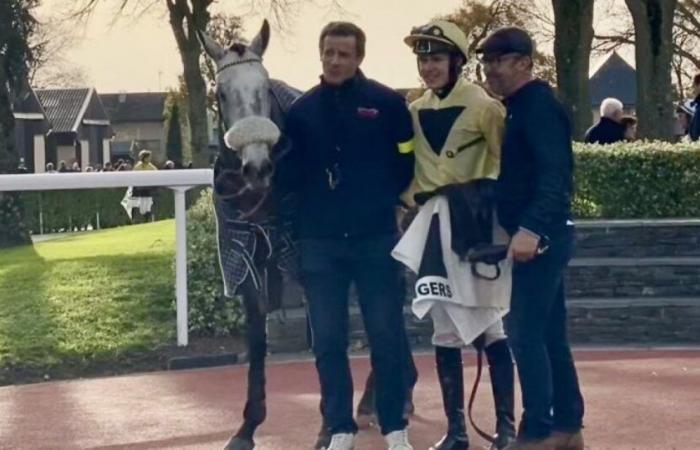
[35, 88, 93, 133]
[12, 87, 48, 119]
[100, 92, 167, 123]
[589, 52, 637, 107]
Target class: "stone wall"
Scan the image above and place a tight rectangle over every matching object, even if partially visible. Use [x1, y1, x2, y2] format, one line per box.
[268, 220, 700, 352]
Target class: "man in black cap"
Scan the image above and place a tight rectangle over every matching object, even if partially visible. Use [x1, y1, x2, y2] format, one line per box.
[476, 27, 585, 450]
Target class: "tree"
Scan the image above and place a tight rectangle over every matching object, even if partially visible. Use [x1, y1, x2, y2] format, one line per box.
[594, 0, 700, 100]
[200, 13, 244, 114]
[28, 12, 91, 88]
[443, 0, 557, 85]
[672, 0, 700, 97]
[165, 94, 184, 166]
[74, 0, 339, 168]
[551, 0, 594, 140]
[0, 0, 37, 247]
[625, 0, 678, 141]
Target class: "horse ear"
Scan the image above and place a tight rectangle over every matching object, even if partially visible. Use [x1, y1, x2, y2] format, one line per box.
[197, 29, 225, 61]
[249, 20, 270, 58]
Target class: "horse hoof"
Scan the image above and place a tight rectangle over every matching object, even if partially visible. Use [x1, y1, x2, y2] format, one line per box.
[355, 412, 377, 429]
[224, 436, 255, 450]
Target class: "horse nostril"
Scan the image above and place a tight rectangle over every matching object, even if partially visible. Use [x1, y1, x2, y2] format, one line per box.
[259, 161, 273, 178]
[242, 164, 254, 178]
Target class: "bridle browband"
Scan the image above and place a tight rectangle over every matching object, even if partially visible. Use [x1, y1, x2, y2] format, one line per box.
[216, 57, 263, 75]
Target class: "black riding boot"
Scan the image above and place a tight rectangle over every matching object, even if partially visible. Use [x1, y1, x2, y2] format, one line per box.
[485, 339, 516, 450]
[431, 346, 470, 450]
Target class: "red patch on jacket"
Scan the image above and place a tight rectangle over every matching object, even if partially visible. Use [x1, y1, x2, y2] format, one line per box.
[357, 107, 380, 119]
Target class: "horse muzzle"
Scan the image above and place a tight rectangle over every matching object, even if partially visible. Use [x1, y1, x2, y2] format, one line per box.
[242, 159, 274, 189]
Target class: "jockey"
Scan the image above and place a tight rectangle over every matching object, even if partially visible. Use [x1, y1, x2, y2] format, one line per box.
[401, 20, 516, 450]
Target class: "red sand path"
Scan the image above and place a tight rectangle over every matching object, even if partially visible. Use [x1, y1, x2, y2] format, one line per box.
[0, 350, 698, 450]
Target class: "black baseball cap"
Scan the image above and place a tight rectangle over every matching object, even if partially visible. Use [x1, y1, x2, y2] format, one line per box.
[476, 27, 534, 59]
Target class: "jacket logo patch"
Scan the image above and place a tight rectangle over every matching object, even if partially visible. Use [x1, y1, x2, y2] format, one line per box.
[357, 107, 380, 119]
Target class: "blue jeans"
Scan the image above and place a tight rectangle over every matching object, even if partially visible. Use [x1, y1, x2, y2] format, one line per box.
[505, 227, 585, 439]
[300, 234, 409, 435]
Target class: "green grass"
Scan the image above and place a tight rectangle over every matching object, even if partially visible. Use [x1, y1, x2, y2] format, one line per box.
[0, 221, 176, 378]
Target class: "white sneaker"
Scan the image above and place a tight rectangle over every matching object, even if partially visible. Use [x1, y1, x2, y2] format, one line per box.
[325, 432, 356, 450]
[385, 429, 413, 450]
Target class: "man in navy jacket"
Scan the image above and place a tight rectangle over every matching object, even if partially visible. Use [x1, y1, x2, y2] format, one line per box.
[690, 73, 700, 142]
[277, 21, 416, 450]
[584, 97, 626, 145]
[477, 27, 585, 450]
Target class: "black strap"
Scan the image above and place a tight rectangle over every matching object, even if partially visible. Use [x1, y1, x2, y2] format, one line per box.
[468, 348, 497, 445]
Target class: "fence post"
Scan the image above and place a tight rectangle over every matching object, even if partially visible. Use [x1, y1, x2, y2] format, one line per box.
[172, 186, 191, 346]
[39, 194, 44, 235]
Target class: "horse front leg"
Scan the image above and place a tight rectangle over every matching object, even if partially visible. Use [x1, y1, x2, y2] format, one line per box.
[225, 289, 268, 450]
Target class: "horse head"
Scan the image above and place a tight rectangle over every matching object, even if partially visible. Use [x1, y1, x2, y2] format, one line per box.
[198, 20, 278, 190]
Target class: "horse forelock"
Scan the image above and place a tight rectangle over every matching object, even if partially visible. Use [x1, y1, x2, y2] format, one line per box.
[216, 48, 271, 128]
[229, 43, 247, 56]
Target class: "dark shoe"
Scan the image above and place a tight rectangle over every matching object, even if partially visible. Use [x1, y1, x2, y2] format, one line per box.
[431, 346, 470, 450]
[485, 339, 516, 450]
[550, 431, 584, 450]
[430, 433, 471, 450]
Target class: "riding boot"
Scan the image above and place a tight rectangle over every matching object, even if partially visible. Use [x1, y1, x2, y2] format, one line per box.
[485, 339, 516, 450]
[430, 346, 470, 450]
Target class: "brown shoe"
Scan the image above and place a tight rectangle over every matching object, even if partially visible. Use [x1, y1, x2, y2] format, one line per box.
[550, 431, 584, 450]
[503, 436, 556, 450]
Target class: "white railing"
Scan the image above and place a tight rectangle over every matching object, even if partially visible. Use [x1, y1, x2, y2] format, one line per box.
[0, 169, 214, 346]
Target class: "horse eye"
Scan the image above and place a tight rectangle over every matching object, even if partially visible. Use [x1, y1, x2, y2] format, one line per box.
[219, 92, 226, 102]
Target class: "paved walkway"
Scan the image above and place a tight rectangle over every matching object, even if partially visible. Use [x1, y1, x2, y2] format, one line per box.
[1, 350, 698, 449]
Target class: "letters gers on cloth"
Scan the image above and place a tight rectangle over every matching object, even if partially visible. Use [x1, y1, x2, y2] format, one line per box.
[392, 196, 511, 347]
[214, 79, 301, 301]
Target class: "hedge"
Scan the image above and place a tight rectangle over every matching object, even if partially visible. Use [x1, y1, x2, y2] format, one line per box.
[184, 188, 245, 336]
[572, 141, 700, 218]
[16, 142, 698, 337]
[19, 188, 206, 234]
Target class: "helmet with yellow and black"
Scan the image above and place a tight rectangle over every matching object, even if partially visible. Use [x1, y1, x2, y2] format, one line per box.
[404, 20, 469, 61]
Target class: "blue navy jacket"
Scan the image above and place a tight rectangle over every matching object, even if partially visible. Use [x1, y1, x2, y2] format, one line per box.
[277, 72, 414, 239]
[690, 95, 700, 142]
[584, 117, 626, 145]
[496, 80, 573, 238]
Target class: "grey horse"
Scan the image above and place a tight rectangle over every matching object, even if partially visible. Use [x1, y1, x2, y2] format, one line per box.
[198, 21, 411, 450]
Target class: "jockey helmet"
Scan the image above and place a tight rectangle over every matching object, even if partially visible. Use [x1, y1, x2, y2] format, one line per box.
[404, 20, 469, 61]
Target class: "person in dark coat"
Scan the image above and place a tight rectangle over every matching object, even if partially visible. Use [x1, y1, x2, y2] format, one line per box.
[584, 97, 626, 144]
[277, 21, 416, 450]
[689, 73, 700, 142]
[478, 26, 585, 450]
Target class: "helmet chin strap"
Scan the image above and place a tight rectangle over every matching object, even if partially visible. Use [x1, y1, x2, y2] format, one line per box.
[431, 53, 465, 99]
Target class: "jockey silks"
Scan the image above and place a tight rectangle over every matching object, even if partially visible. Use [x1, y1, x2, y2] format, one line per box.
[400, 77, 505, 207]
